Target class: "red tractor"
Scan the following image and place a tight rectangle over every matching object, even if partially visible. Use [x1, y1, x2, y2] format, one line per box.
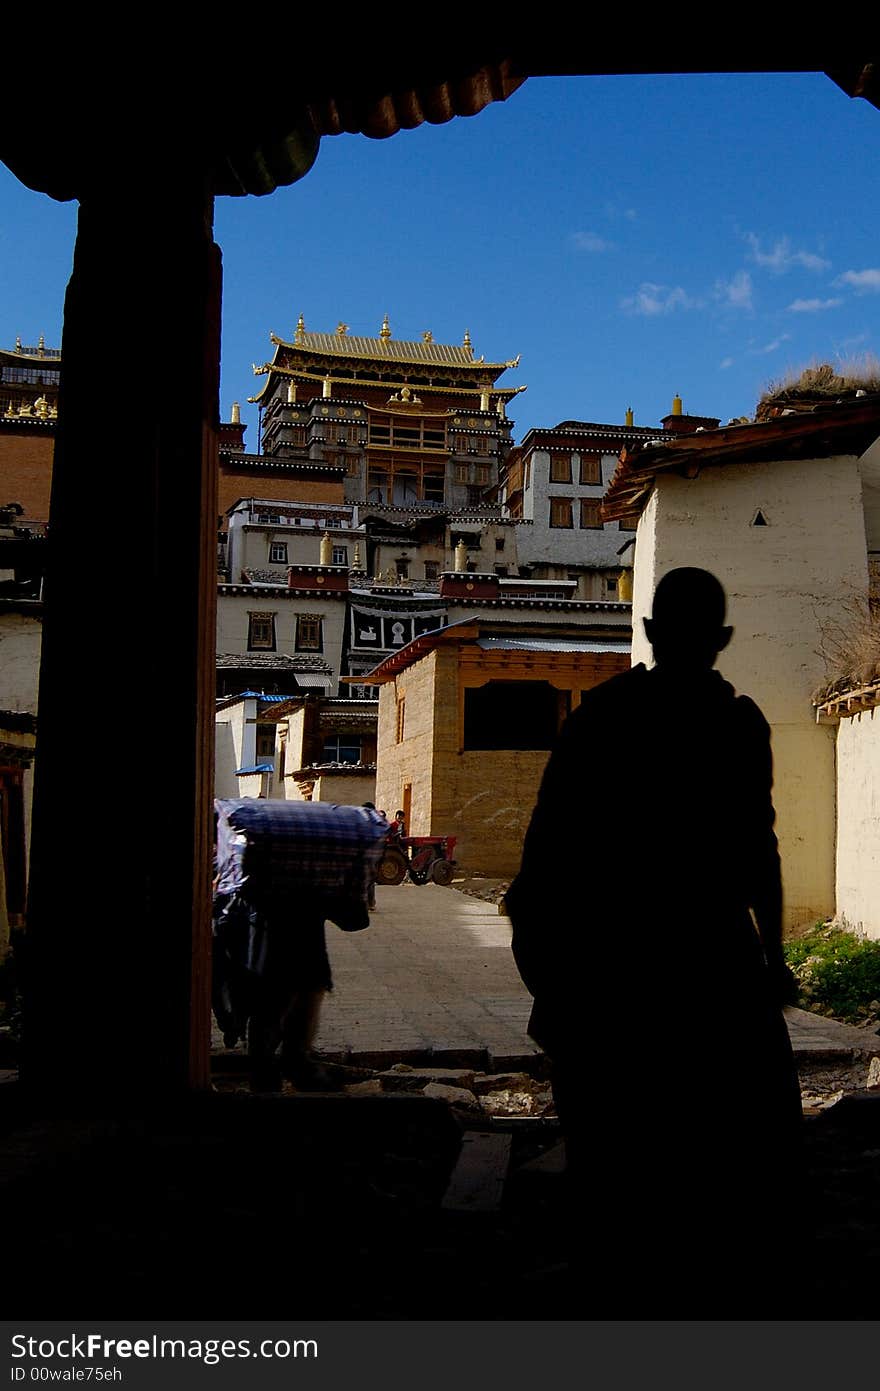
[376, 832, 458, 887]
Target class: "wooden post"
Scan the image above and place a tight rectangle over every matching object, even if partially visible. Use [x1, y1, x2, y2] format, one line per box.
[21, 180, 220, 1096]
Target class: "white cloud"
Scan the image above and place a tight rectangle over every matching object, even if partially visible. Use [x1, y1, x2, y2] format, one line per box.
[787, 297, 843, 313]
[746, 233, 830, 274]
[603, 203, 637, 222]
[715, 270, 753, 310]
[835, 268, 880, 293]
[719, 357, 734, 370]
[748, 333, 792, 356]
[572, 231, 613, 253]
[621, 282, 699, 316]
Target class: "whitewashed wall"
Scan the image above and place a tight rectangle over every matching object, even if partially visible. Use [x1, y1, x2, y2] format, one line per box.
[834, 708, 880, 940]
[631, 453, 869, 930]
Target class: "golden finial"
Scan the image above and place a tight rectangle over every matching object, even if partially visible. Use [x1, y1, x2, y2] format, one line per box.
[380, 315, 392, 341]
[14, 336, 21, 353]
[231, 402, 241, 424]
[625, 407, 634, 427]
[34, 395, 48, 418]
[479, 386, 490, 412]
[463, 329, 472, 352]
[496, 398, 506, 419]
[322, 375, 332, 399]
[336, 321, 349, 336]
[294, 313, 305, 344]
[672, 394, 683, 417]
[422, 329, 433, 343]
[319, 532, 333, 566]
[287, 381, 297, 404]
[454, 539, 468, 573]
[38, 334, 45, 356]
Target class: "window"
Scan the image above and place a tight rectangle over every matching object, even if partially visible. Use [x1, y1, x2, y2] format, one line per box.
[455, 463, 469, 483]
[495, 564, 509, 576]
[606, 577, 619, 595]
[550, 453, 571, 483]
[464, 681, 568, 750]
[474, 465, 490, 484]
[289, 427, 306, 446]
[495, 537, 505, 552]
[256, 724, 276, 760]
[579, 453, 601, 485]
[396, 558, 410, 579]
[550, 498, 573, 528]
[396, 695, 406, 744]
[322, 734, 362, 764]
[580, 500, 602, 529]
[476, 436, 489, 455]
[269, 541, 288, 564]
[295, 615, 323, 651]
[337, 428, 348, 444]
[332, 545, 348, 566]
[424, 561, 439, 581]
[248, 612, 276, 650]
[618, 517, 638, 532]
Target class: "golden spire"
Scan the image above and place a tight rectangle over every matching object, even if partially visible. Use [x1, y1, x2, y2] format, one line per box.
[380, 315, 392, 341]
[322, 375, 332, 399]
[422, 329, 433, 343]
[463, 329, 472, 356]
[231, 402, 241, 424]
[294, 314, 306, 345]
[336, 321, 349, 336]
[38, 334, 45, 356]
[14, 336, 21, 352]
[287, 381, 297, 404]
[625, 407, 634, 427]
[672, 393, 683, 417]
[319, 532, 333, 566]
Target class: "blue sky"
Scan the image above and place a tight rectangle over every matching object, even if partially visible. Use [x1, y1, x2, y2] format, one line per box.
[3, 72, 880, 449]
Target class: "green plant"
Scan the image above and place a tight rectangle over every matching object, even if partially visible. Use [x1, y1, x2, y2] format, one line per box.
[784, 922, 880, 1027]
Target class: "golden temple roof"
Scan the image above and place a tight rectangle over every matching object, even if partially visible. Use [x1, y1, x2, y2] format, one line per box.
[269, 320, 520, 373]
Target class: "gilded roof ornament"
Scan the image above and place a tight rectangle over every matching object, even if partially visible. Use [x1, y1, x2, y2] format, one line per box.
[380, 315, 392, 341]
[422, 330, 433, 343]
[38, 334, 45, 356]
[294, 314, 306, 346]
[336, 322, 349, 336]
[14, 336, 21, 352]
[463, 329, 472, 352]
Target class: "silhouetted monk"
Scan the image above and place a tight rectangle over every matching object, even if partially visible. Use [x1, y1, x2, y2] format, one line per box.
[507, 567, 802, 1315]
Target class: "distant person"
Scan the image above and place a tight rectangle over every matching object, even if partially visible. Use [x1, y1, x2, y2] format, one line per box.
[506, 567, 802, 1316]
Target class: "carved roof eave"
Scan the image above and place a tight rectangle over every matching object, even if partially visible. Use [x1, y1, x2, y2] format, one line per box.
[251, 361, 526, 402]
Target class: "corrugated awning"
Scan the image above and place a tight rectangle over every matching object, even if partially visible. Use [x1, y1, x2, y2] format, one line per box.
[476, 637, 631, 653]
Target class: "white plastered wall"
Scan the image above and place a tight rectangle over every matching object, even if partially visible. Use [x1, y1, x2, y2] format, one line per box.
[834, 709, 880, 940]
[631, 453, 869, 931]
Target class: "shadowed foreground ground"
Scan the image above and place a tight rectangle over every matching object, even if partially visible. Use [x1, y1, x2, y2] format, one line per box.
[2, 1085, 878, 1320]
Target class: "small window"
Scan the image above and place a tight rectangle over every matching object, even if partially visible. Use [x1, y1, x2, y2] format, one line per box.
[455, 463, 469, 483]
[295, 615, 323, 651]
[322, 735, 361, 764]
[550, 498, 573, 528]
[248, 612, 276, 651]
[495, 537, 505, 552]
[396, 558, 409, 579]
[580, 500, 602, 529]
[606, 577, 618, 595]
[751, 509, 769, 527]
[332, 545, 348, 566]
[495, 564, 509, 576]
[396, 696, 406, 744]
[618, 517, 638, 532]
[579, 453, 601, 485]
[256, 724, 276, 759]
[424, 561, 439, 581]
[464, 681, 566, 750]
[269, 541, 288, 564]
[550, 453, 571, 483]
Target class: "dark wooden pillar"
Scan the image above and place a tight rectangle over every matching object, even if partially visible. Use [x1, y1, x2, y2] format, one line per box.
[21, 180, 220, 1097]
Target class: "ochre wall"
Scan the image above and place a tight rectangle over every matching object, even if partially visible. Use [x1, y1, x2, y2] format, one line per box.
[0, 428, 54, 521]
[218, 469, 344, 518]
[375, 643, 630, 877]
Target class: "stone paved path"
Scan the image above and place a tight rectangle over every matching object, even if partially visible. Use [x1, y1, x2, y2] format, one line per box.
[211, 883, 880, 1074]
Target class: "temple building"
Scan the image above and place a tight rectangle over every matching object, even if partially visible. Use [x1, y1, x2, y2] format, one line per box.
[248, 316, 525, 510]
[0, 338, 60, 524]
